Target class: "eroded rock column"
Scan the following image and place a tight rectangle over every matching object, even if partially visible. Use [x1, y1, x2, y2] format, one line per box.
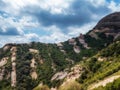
[10, 47, 17, 87]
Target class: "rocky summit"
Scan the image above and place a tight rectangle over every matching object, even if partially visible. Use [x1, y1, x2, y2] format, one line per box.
[94, 12, 120, 29]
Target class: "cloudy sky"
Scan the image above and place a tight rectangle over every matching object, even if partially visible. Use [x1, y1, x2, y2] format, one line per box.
[0, 0, 120, 47]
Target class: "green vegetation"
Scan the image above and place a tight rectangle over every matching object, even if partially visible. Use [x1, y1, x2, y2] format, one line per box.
[85, 32, 113, 50]
[0, 30, 119, 90]
[99, 41, 120, 57]
[77, 41, 120, 90]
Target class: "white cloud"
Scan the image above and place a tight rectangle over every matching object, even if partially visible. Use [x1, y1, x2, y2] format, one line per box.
[40, 0, 73, 14]
[0, 33, 40, 47]
[25, 33, 40, 41]
[0, 0, 120, 47]
[0, 16, 23, 35]
[38, 22, 96, 43]
[39, 31, 70, 43]
[1, 0, 73, 15]
[1, 0, 39, 15]
[0, 30, 69, 47]
[67, 22, 96, 36]
[87, 0, 106, 7]
[37, 25, 70, 43]
[108, 1, 120, 12]
[0, 15, 39, 35]
[18, 16, 39, 28]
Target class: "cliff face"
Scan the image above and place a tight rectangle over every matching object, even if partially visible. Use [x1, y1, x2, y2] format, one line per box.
[89, 12, 120, 39]
[94, 12, 120, 30]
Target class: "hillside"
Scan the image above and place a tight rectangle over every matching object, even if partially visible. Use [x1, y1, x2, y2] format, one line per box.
[0, 12, 120, 90]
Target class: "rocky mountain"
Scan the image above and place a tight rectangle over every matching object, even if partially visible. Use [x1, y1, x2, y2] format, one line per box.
[94, 12, 120, 30]
[93, 12, 120, 38]
[0, 12, 120, 90]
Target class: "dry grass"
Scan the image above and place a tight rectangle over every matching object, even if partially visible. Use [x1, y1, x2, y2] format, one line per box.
[33, 85, 50, 90]
[58, 80, 81, 90]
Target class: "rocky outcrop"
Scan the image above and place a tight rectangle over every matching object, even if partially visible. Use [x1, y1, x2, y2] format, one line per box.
[78, 34, 90, 49]
[89, 31, 99, 39]
[10, 46, 17, 87]
[61, 65, 82, 86]
[0, 67, 5, 80]
[51, 71, 68, 81]
[69, 38, 76, 45]
[50, 65, 82, 90]
[65, 65, 82, 81]
[94, 12, 120, 30]
[29, 49, 39, 80]
[98, 57, 107, 62]
[29, 49, 39, 54]
[57, 43, 63, 47]
[57, 43, 66, 54]
[3, 45, 10, 52]
[73, 45, 80, 53]
[30, 58, 38, 80]
[0, 57, 9, 67]
[93, 12, 120, 38]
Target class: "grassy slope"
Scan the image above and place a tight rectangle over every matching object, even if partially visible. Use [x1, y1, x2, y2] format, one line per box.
[77, 41, 120, 90]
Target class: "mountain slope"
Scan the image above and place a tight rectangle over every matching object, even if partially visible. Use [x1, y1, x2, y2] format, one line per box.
[0, 12, 120, 90]
[77, 40, 120, 90]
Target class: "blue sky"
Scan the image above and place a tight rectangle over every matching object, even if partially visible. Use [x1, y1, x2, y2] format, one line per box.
[0, 0, 120, 47]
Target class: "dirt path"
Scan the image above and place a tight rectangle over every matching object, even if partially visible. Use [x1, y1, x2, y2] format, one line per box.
[89, 75, 120, 90]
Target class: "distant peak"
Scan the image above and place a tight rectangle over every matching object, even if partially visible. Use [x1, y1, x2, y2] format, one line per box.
[94, 12, 120, 30]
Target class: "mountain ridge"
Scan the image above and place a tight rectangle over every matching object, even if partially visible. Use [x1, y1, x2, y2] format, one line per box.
[0, 12, 120, 90]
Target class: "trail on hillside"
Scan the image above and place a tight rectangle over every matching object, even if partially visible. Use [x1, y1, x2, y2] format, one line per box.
[89, 75, 120, 90]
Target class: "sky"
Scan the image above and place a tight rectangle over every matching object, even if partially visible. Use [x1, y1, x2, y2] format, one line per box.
[0, 0, 120, 47]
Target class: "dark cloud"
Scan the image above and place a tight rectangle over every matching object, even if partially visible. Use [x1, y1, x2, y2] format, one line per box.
[21, 0, 111, 30]
[0, 27, 20, 35]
